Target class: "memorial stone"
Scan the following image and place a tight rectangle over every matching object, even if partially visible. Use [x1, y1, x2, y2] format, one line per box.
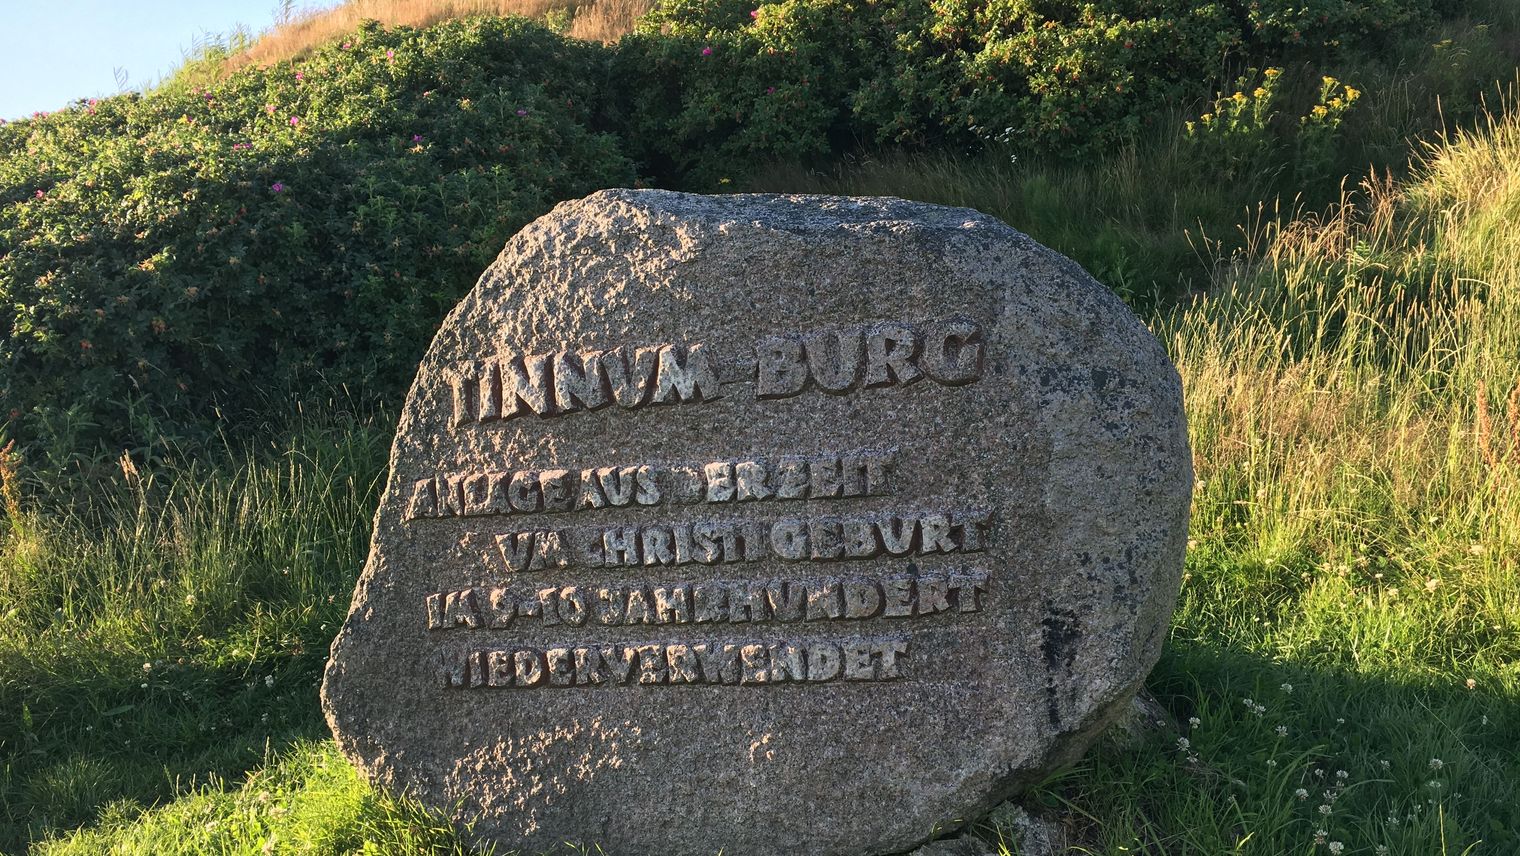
[322, 189, 1193, 856]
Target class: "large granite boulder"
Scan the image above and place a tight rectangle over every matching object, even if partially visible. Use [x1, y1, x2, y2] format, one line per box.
[322, 190, 1192, 856]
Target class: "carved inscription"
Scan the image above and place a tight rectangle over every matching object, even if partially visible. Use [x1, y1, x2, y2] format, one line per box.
[756, 319, 984, 399]
[449, 343, 722, 428]
[425, 318, 998, 691]
[441, 636, 911, 688]
[446, 319, 983, 428]
[491, 509, 993, 573]
[424, 571, 990, 631]
[404, 449, 897, 522]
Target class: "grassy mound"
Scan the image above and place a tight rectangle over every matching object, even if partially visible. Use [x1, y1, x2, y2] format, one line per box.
[6, 92, 1517, 856]
[5, 2, 1514, 468]
[1, 1, 1518, 853]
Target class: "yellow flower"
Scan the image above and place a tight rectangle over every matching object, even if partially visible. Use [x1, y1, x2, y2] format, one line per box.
[1232, 92, 1247, 104]
[1344, 86, 1362, 101]
[1253, 87, 1267, 98]
[1312, 104, 1330, 118]
[1263, 67, 1281, 78]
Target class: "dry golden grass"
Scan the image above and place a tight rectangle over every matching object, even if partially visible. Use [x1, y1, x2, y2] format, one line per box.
[231, 0, 652, 69]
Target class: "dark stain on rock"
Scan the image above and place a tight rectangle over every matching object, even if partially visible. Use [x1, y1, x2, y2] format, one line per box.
[1040, 605, 1083, 727]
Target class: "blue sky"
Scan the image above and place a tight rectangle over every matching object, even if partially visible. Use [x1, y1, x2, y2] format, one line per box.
[0, 1, 320, 120]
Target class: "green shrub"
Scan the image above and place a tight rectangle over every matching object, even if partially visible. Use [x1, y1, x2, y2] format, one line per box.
[0, 18, 633, 464]
[618, 0, 1443, 186]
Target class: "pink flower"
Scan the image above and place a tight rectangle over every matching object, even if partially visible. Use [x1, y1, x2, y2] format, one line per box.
[342, 41, 351, 49]
[271, 182, 285, 193]
[751, 9, 760, 17]
[766, 86, 776, 94]
[289, 116, 299, 126]
[412, 134, 423, 142]
[701, 46, 714, 57]
[516, 108, 528, 116]
[295, 71, 304, 81]
[386, 49, 395, 60]
[265, 104, 275, 114]
[33, 190, 44, 199]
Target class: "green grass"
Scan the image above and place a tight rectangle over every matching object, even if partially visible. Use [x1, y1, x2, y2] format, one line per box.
[1034, 106, 1520, 853]
[29, 741, 474, 856]
[0, 411, 390, 851]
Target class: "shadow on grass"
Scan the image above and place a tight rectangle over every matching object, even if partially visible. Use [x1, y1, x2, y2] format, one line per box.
[0, 626, 338, 851]
[12, 620, 1517, 855]
[1016, 638, 1520, 854]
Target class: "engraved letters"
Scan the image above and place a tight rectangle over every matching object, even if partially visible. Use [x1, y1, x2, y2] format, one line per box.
[440, 636, 910, 688]
[451, 343, 722, 427]
[404, 450, 895, 521]
[481, 510, 992, 573]
[425, 571, 989, 631]
[446, 319, 984, 429]
[757, 319, 983, 399]
[424, 317, 998, 693]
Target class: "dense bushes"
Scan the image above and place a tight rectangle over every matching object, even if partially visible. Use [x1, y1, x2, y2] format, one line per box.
[0, 1, 1474, 463]
[0, 19, 632, 464]
[617, 0, 1448, 185]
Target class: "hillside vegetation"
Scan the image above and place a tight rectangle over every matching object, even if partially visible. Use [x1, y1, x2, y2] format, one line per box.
[8, 97, 1518, 856]
[5, 0, 1509, 468]
[1, 0, 1518, 853]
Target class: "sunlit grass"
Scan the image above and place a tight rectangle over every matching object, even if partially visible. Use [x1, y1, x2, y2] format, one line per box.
[0, 411, 390, 850]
